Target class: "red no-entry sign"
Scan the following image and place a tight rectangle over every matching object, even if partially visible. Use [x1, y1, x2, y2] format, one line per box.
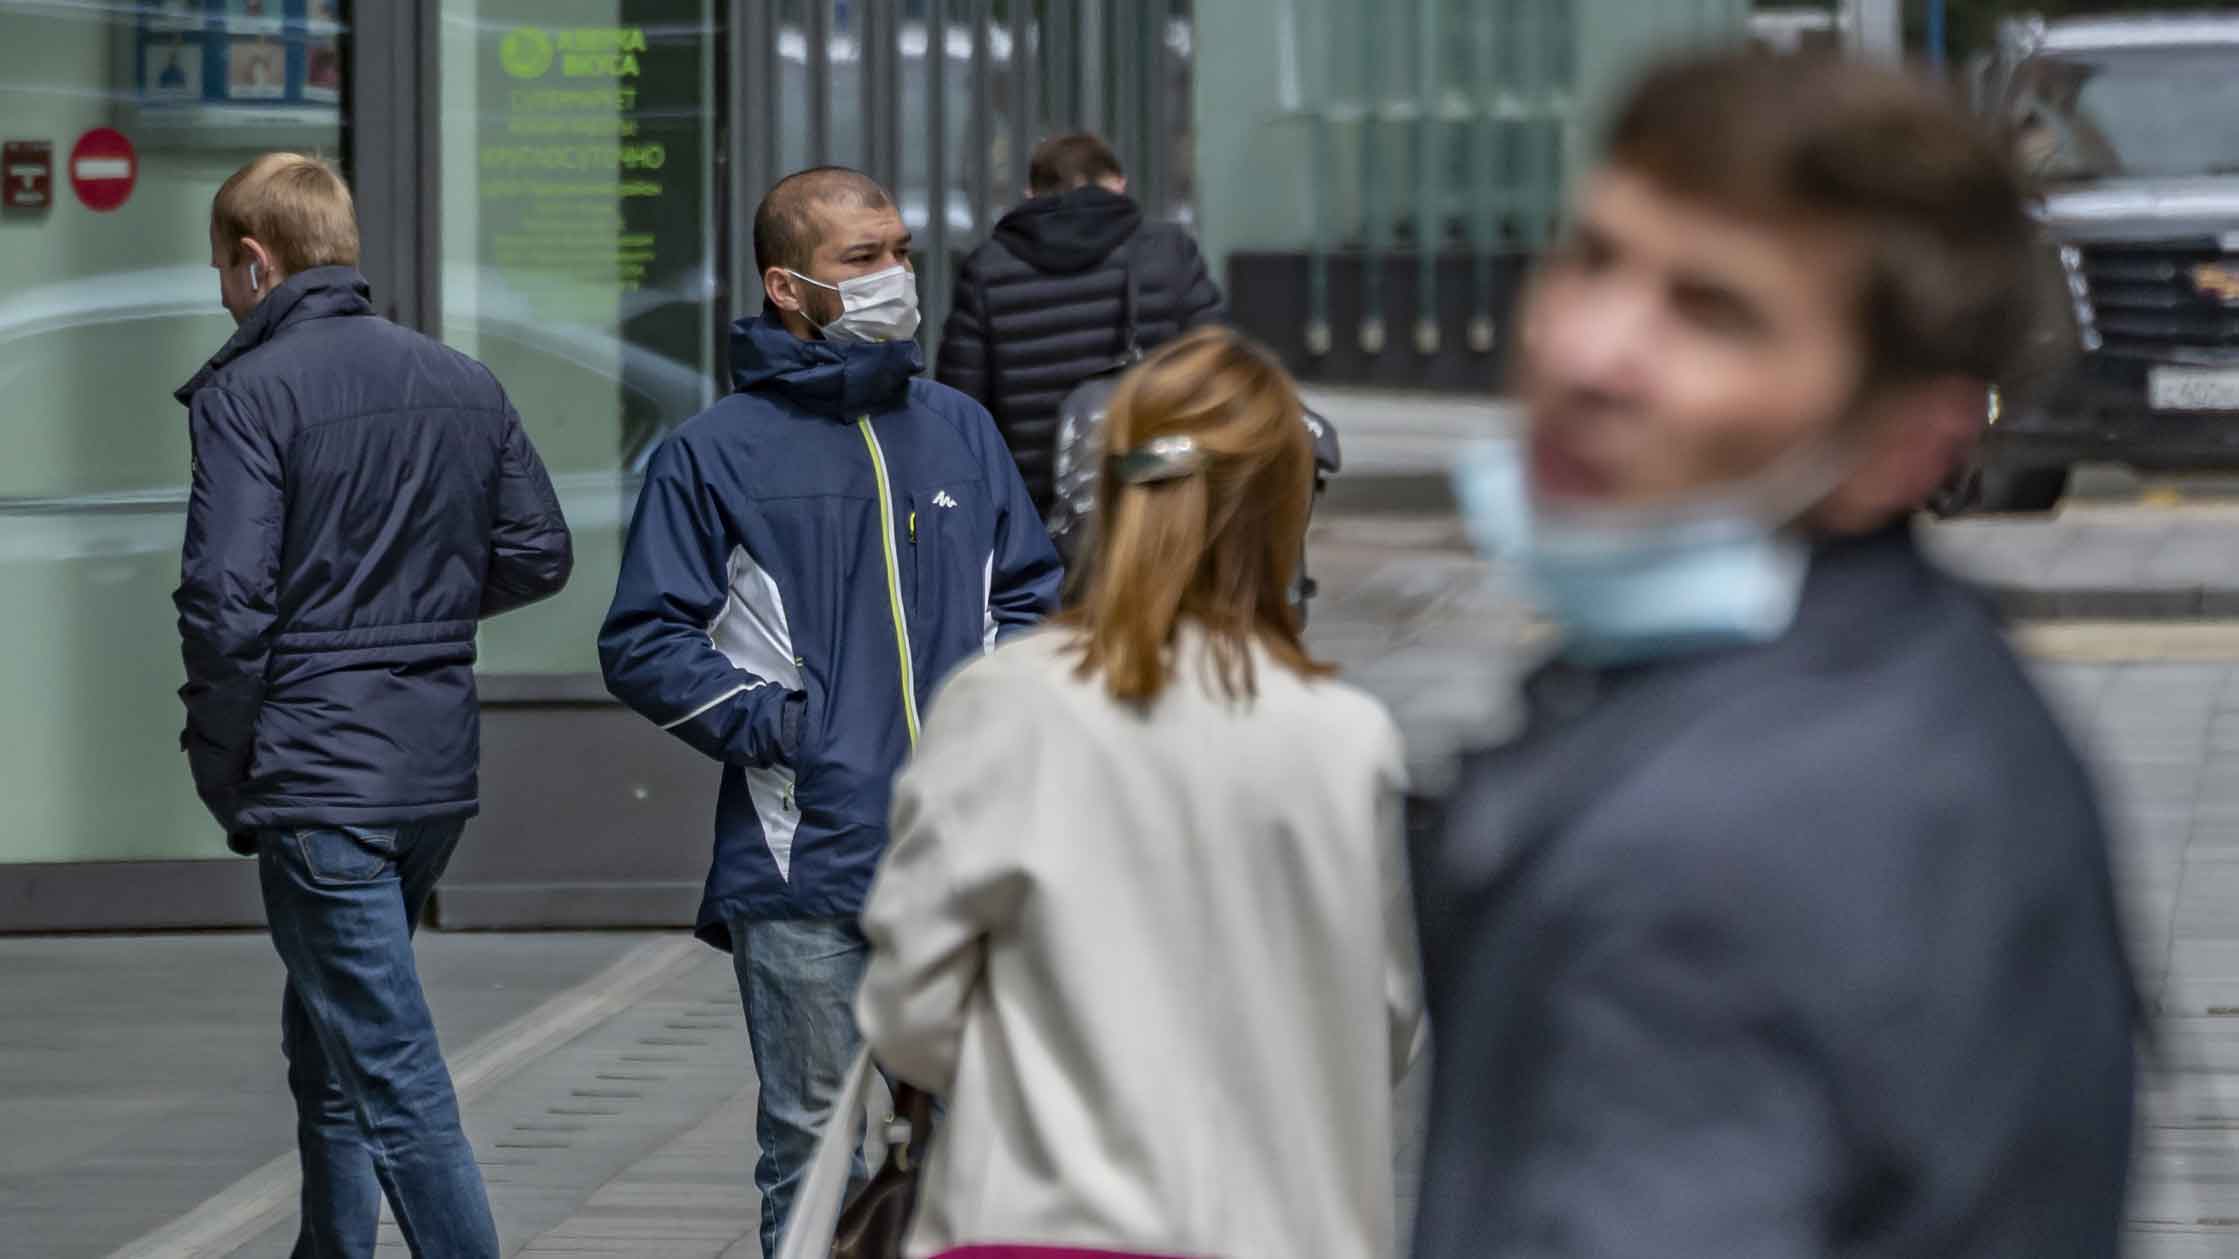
[69, 127, 137, 213]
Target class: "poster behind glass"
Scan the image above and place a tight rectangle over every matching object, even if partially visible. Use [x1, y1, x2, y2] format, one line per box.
[130, 0, 344, 143]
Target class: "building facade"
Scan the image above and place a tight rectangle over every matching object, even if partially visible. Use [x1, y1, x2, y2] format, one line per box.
[0, 0, 1744, 931]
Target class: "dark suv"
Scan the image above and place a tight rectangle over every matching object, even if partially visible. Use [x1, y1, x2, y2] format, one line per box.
[1959, 15, 2239, 512]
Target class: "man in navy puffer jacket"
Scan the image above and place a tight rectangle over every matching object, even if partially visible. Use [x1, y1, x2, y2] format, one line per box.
[175, 153, 571, 1258]
[600, 166, 1061, 1254]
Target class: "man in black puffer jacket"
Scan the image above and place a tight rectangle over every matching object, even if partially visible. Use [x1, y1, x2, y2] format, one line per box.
[175, 153, 570, 1259]
[937, 132, 1225, 514]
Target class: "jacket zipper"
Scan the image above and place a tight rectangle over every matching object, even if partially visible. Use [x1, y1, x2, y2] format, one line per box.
[783, 652, 807, 812]
[856, 416, 922, 749]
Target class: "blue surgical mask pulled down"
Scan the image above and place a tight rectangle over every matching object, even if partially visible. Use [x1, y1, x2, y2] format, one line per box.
[787, 264, 921, 344]
[1451, 440, 1839, 667]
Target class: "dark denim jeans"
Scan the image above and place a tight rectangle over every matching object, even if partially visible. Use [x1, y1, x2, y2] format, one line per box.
[259, 819, 497, 1259]
[731, 914, 872, 1258]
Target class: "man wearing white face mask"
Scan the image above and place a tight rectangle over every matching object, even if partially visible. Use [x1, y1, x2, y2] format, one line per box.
[599, 166, 1061, 1255]
[1414, 53, 2137, 1259]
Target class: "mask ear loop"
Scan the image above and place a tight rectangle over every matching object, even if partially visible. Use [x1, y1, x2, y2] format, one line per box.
[780, 269, 837, 320]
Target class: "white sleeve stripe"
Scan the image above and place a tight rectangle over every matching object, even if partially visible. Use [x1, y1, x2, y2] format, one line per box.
[660, 681, 764, 730]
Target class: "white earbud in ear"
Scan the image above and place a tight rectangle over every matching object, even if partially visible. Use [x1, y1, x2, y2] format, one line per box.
[249, 261, 262, 290]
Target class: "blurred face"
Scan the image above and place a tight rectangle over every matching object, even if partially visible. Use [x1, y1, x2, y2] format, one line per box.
[1518, 167, 1869, 507]
[210, 225, 276, 326]
[765, 200, 913, 334]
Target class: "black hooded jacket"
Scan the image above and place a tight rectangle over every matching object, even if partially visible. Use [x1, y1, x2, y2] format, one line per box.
[935, 186, 1224, 512]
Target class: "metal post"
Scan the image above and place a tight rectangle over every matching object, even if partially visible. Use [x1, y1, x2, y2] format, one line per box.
[1413, 0, 1440, 356]
[736, 0, 777, 294]
[1516, 0, 1544, 249]
[1103, 0, 1133, 176]
[1469, 0, 1497, 355]
[1075, 0, 1103, 135]
[1304, 0, 1334, 357]
[970, 0, 993, 234]
[876, 0, 904, 189]
[808, 0, 832, 163]
[348, 0, 437, 332]
[1358, 0, 1385, 355]
[926, 0, 951, 359]
[1042, 0, 1073, 133]
[1141, 1, 1172, 217]
[863, 0, 886, 177]
[1927, 0, 1947, 70]
[1008, 0, 1033, 200]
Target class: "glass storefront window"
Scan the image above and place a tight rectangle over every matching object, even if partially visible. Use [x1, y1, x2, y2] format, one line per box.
[440, 0, 722, 679]
[0, 0, 348, 864]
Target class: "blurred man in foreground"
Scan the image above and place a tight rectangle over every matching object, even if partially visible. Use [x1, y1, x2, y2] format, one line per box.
[1419, 52, 2135, 1258]
[176, 153, 572, 1257]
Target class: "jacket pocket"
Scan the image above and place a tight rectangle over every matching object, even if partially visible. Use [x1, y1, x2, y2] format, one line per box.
[741, 765, 803, 883]
[290, 826, 399, 885]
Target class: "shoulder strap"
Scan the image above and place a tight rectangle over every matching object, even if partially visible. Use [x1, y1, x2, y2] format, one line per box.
[1117, 237, 1141, 360]
[974, 263, 1003, 430]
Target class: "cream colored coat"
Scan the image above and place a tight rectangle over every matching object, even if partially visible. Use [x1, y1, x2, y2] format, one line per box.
[857, 628, 1424, 1259]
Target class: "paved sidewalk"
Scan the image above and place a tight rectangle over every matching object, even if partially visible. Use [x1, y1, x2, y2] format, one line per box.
[1302, 386, 2239, 618]
[14, 524, 2239, 1258]
[1927, 504, 2239, 619]
[217, 945, 748, 1258]
[0, 931, 661, 1259]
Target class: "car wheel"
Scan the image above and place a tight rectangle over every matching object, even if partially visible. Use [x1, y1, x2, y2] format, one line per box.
[1976, 464, 2071, 514]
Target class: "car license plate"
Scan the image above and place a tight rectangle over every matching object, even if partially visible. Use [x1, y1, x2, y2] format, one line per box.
[2150, 366, 2239, 411]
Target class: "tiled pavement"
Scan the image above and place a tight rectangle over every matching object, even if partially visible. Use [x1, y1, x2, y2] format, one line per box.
[1927, 504, 2239, 619]
[1315, 526, 2239, 1259]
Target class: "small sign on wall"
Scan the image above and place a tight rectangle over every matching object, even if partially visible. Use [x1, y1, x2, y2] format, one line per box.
[69, 129, 138, 213]
[3, 141, 53, 210]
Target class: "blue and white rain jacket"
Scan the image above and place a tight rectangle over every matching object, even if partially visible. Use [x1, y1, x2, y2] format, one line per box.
[600, 315, 1062, 947]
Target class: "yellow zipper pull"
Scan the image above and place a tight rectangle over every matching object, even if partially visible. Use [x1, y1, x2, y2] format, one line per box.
[908, 509, 917, 545]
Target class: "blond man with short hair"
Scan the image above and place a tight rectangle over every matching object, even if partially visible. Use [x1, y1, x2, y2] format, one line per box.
[175, 152, 572, 1258]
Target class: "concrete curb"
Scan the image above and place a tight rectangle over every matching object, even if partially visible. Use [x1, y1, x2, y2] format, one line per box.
[1313, 470, 2239, 623]
[1320, 472, 1458, 516]
[1984, 585, 2239, 622]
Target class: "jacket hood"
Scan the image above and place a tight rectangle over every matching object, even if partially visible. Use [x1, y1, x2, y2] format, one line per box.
[729, 313, 924, 415]
[177, 265, 373, 403]
[991, 186, 1144, 274]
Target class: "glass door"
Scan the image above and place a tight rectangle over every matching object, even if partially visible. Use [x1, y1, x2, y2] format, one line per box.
[437, 0, 724, 681]
[0, 0, 350, 868]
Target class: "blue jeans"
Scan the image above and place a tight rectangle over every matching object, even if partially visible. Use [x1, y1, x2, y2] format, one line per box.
[259, 819, 497, 1259]
[731, 915, 871, 1258]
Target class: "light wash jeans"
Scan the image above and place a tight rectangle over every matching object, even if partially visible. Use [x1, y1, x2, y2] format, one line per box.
[730, 915, 872, 1258]
[259, 819, 498, 1259]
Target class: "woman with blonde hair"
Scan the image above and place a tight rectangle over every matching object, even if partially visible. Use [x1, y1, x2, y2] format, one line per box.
[850, 325, 1423, 1259]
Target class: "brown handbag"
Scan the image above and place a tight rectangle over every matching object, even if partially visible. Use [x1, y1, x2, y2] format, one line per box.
[830, 1082, 936, 1259]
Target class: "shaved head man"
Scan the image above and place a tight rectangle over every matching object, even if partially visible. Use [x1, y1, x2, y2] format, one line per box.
[600, 168, 1061, 1254]
[753, 166, 915, 343]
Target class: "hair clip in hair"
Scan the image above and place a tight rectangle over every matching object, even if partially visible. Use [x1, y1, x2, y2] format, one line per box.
[1110, 435, 1207, 485]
